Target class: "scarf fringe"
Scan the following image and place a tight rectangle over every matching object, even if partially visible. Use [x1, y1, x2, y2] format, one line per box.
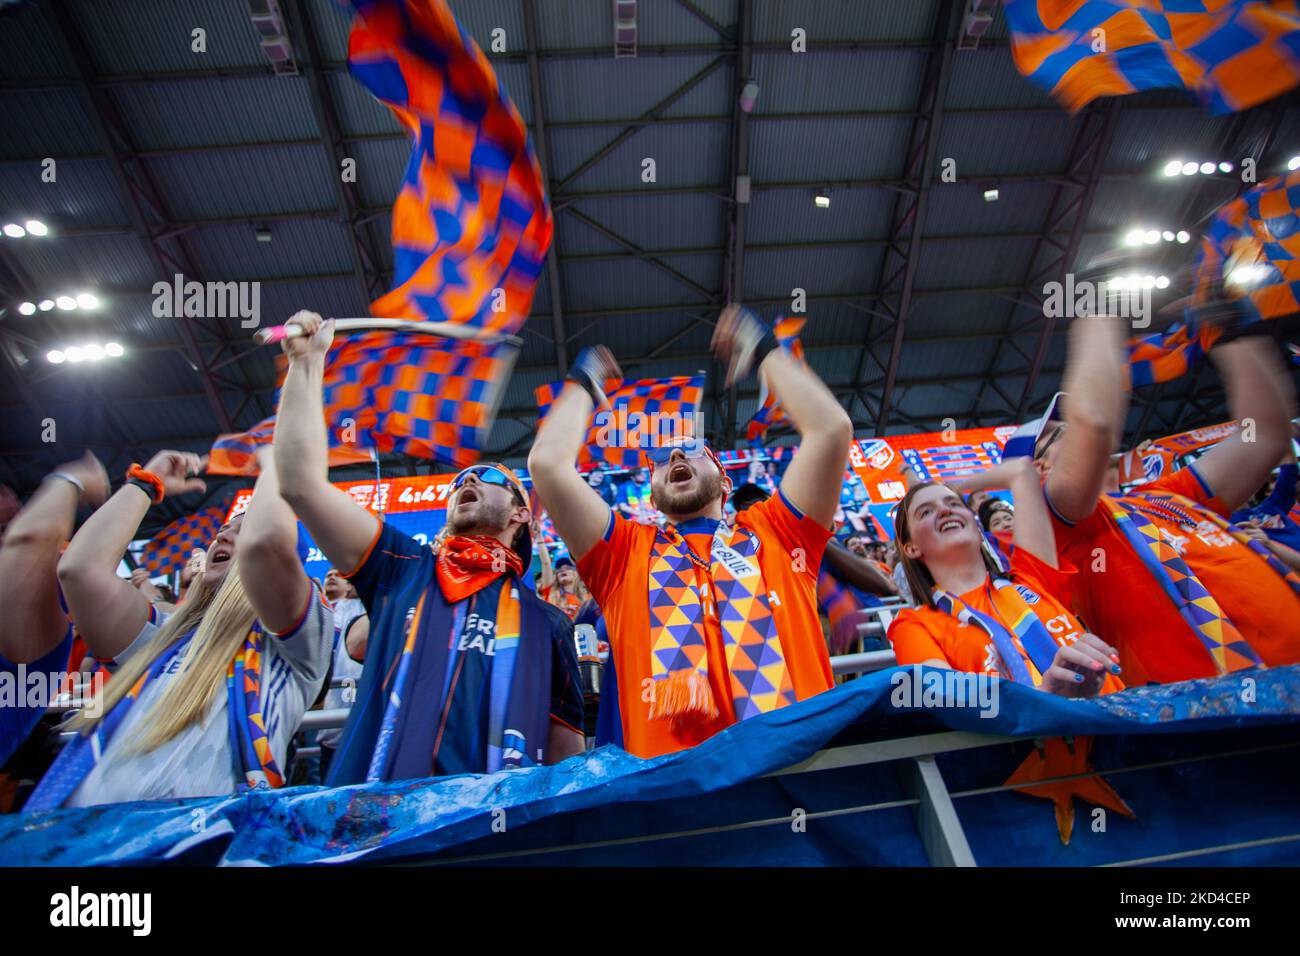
[648, 670, 719, 728]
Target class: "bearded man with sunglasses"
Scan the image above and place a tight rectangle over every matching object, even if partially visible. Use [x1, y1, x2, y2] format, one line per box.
[273, 312, 584, 784]
[529, 305, 853, 758]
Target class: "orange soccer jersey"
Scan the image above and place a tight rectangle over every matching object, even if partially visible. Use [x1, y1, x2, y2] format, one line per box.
[577, 492, 833, 758]
[889, 547, 1123, 694]
[1048, 466, 1300, 686]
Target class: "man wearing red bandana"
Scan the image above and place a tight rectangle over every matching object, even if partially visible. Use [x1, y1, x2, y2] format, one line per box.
[529, 304, 853, 759]
[273, 312, 583, 784]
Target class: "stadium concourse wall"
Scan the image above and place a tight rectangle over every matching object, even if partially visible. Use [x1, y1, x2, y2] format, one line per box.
[2, 666, 1298, 867]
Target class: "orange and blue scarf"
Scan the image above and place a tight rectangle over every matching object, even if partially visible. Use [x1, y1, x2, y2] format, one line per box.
[350, 539, 549, 782]
[1110, 493, 1266, 674]
[931, 578, 1060, 685]
[647, 522, 795, 728]
[1111, 491, 1300, 673]
[26, 627, 282, 811]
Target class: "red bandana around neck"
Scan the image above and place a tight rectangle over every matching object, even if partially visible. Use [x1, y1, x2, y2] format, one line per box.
[436, 533, 525, 603]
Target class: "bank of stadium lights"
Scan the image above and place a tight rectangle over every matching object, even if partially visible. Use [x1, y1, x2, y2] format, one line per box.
[1, 219, 49, 238]
[1111, 274, 1171, 291]
[1124, 227, 1191, 246]
[46, 341, 124, 365]
[15, 291, 100, 314]
[813, 188, 831, 209]
[1162, 159, 1233, 177]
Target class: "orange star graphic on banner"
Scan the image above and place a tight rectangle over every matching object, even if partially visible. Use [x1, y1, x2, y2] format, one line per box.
[1005, 736, 1135, 845]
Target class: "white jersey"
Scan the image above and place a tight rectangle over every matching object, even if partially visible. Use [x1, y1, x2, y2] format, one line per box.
[318, 597, 366, 749]
[67, 584, 332, 808]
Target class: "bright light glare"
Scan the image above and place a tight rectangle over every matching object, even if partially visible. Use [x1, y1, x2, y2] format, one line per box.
[1124, 229, 1145, 246]
[64, 346, 85, 363]
[83, 344, 105, 361]
[46, 350, 65, 364]
[1155, 275, 1171, 289]
[1176, 230, 1191, 244]
[18, 301, 36, 315]
[1219, 162, 1234, 173]
[38, 300, 54, 311]
[1182, 162, 1198, 175]
[1199, 162, 1216, 174]
[1289, 156, 1300, 172]
[1144, 230, 1161, 244]
[2, 223, 25, 238]
[1162, 231, 1175, 241]
[104, 342, 124, 357]
[75, 292, 99, 310]
[1163, 160, 1183, 177]
[24, 219, 47, 236]
[1227, 264, 1268, 287]
[55, 296, 76, 310]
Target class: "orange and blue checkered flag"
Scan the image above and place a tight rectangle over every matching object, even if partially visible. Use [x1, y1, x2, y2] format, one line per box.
[301, 0, 551, 466]
[1128, 169, 1300, 385]
[208, 416, 375, 476]
[535, 375, 706, 470]
[745, 317, 805, 445]
[1003, 0, 1300, 114]
[139, 503, 226, 576]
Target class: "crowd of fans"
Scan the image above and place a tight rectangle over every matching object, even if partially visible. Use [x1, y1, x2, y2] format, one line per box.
[0, 304, 1298, 812]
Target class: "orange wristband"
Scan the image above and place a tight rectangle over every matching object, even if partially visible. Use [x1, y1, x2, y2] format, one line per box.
[126, 464, 165, 504]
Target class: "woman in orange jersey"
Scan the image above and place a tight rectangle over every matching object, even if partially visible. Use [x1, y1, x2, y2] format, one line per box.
[888, 456, 1123, 698]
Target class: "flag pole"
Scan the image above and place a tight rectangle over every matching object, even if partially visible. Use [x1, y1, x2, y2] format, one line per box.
[252, 317, 523, 346]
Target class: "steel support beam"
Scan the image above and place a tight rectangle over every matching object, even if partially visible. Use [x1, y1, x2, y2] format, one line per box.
[286, 0, 389, 306]
[44, 2, 239, 433]
[523, 0, 569, 372]
[865, 0, 959, 437]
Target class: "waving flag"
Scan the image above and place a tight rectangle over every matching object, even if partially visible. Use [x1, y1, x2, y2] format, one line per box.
[139, 504, 227, 576]
[535, 376, 706, 469]
[1003, 0, 1300, 114]
[745, 317, 805, 445]
[209, 417, 376, 476]
[1127, 170, 1300, 386]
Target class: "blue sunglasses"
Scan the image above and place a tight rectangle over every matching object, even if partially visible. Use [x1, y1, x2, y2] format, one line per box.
[452, 465, 524, 501]
[644, 438, 709, 466]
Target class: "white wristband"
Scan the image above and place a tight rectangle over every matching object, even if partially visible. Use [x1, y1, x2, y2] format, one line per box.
[47, 471, 85, 495]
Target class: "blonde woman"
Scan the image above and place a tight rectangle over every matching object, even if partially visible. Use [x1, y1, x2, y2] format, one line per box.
[27, 447, 331, 810]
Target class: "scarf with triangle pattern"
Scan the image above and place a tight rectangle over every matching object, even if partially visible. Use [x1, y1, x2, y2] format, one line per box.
[1108, 491, 1279, 674]
[646, 520, 795, 731]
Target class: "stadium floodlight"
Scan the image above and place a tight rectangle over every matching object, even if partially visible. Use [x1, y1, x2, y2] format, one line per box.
[55, 295, 77, 310]
[2, 223, 25, 238]
[1163, 160, 1183, 177]
[38, 299, 54, 311]
[1144, 230, 1161, 244]
[1176, 230, 1191, 243]
[83, 344, 105, 361]
[1289, 156, 1300, 172]
[18, 301, 36, 315]
[46, 350, 66, 364]
[24, 219, 48, 236]
[1124, 229, 1145, 246]
[1199, 162, 1216, 174]
[983, 188, 999, 202]
[1218, 162, 1234, 173]
[1181, 162, 1198, 175]
[64, 346, 85, 363]
[105, 342, 124, 357]
[1155, 275, 1170, 289]
[1162, 231, 1175, 241]
[75, 292, 99, 310]
[813, 189, 831, 209]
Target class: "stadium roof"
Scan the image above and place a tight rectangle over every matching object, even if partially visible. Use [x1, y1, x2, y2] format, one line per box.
[2, 0, 1298, 531]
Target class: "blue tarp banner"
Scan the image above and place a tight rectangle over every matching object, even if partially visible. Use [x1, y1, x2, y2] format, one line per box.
[3, 665, 1299, 866]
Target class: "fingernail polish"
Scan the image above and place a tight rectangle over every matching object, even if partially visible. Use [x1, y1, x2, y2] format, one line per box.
[1111, 664, 1122, 674]
[1074, 673, 1084, 683]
